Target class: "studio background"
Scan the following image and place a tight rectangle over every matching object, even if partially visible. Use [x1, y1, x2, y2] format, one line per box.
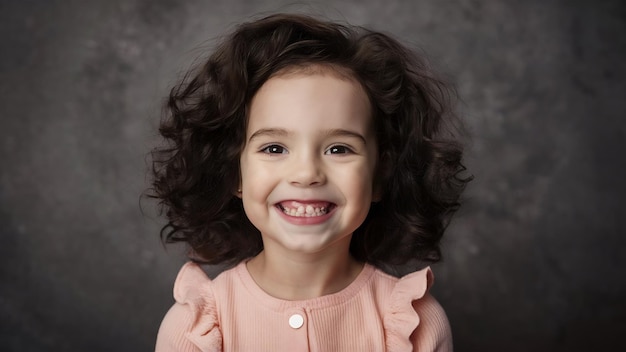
[1, 0, 624, 351]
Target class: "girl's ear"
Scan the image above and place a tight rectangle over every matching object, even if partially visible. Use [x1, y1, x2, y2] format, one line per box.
[234, 168, 242, 198]
[234, 174, 242, 198]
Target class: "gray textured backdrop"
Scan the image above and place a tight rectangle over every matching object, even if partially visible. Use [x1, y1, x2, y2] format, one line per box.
[1, 0, 625, 351]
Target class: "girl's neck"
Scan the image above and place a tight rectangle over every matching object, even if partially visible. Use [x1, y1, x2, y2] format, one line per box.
[246, 249, 364, 301]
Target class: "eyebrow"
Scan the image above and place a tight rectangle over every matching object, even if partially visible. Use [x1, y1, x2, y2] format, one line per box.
[248, 128, 290, 143]
[248, 128, 367, 144]
[323, 129, 367, 145]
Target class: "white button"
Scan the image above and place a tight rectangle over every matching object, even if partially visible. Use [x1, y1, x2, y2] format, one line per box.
[289, 314, 304, 329]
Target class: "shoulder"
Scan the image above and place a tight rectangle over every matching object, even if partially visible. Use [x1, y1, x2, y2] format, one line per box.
[409, 293, 453, 352]
[377, 267, 453, 352]
[155, 262, 227, 352]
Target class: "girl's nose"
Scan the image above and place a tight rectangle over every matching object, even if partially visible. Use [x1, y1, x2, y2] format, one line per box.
[288, 155, 326, 187]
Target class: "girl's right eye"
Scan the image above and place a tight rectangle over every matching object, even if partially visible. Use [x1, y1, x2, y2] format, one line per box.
[260, 145, 287, 154]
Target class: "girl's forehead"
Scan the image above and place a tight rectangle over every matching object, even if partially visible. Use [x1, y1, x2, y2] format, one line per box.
[246, 71, 374, 137]
[250, 63, 370, 117]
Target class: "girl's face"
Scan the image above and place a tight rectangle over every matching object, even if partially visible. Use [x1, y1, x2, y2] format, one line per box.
[239, 70, 378, 258]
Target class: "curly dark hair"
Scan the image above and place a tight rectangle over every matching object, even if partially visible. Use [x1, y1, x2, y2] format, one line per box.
[150, 13, 471, 269]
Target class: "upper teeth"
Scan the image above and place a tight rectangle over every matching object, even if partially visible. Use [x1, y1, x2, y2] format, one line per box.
[282, 205, 327, 217]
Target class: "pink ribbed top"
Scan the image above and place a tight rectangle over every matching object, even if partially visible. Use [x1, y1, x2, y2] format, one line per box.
[155, 261, 453, 351]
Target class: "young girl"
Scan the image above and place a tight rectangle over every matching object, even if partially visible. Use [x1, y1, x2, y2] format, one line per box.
[152, 13, 470, 352]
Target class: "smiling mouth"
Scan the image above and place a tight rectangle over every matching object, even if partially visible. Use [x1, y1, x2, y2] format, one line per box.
[277, 201, 335, 217]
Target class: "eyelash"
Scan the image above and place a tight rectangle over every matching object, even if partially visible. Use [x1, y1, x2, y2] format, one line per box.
[325, 145, 354, 155]
[260, 144, 287, 154]
[258, 144, 355, 155]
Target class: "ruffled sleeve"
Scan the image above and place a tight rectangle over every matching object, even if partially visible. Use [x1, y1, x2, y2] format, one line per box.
[155, 262, 223, 352]
[383, 267, 453, 352]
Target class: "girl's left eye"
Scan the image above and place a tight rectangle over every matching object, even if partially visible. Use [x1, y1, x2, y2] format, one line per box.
[261, 145, 287, 154]
[325, 145, 352, 154]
